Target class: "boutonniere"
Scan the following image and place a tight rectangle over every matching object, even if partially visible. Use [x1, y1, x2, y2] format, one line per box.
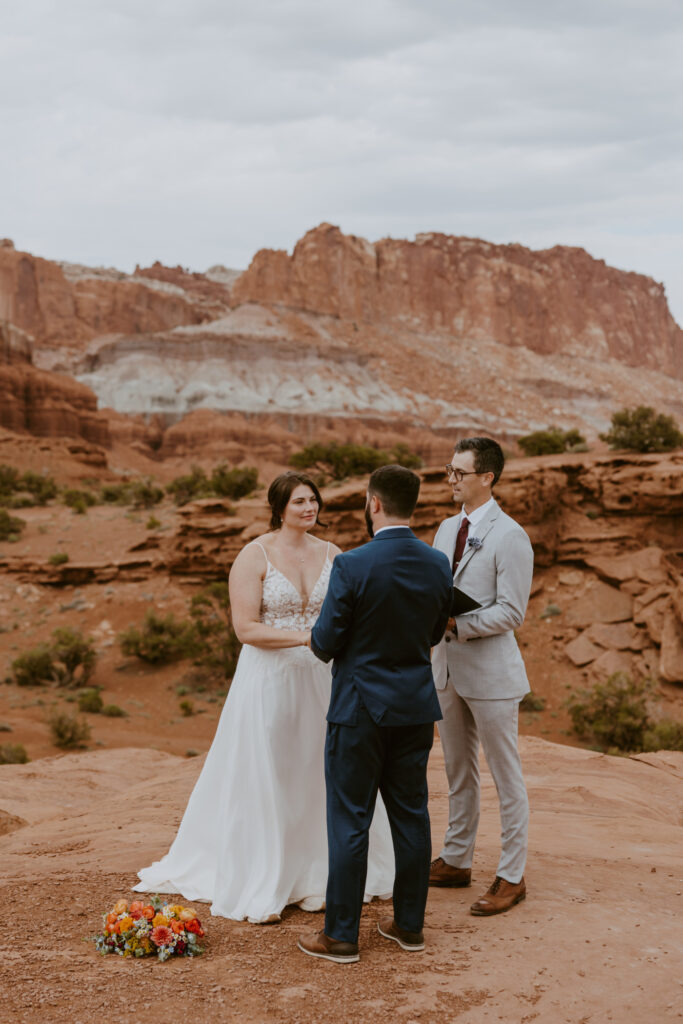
[467, 536, 483, 551]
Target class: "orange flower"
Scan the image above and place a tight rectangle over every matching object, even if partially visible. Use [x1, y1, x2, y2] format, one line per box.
[185, 918, 204, 937]
[142, 906, 155, 921]
[152, 914, 169, 927]
[129, 900, 145, 915]
[106, 912, 118, 925]
[151, 925, 174, 946]
[171, 920, 184, 935]
[106, 923, 117, 934]
[117, 916, 133, 933]
[113, 899, 128, 916]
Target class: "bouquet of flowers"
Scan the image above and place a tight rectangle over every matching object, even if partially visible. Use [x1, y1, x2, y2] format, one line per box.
[94, 894, 205, 961]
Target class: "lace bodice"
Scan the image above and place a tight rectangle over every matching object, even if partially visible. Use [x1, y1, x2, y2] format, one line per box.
[254, 542, 332, 630]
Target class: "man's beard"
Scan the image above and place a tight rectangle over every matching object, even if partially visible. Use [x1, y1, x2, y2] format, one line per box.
[364, 503, 374, 538]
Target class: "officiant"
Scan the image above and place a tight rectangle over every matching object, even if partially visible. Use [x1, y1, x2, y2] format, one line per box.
[429, 437, 534, 917]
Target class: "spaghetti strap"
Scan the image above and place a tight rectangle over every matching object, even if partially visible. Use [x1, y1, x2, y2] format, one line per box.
[326, 541, 331, 561]
[251, 540, 270, 570]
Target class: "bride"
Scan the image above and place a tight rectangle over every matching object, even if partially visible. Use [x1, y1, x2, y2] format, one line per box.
[135, 471, 395, 922]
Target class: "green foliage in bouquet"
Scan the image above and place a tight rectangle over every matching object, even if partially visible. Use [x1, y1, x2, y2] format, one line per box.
[600, 405, 683, 453]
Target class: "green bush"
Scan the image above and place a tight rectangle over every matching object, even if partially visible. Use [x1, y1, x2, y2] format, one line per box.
[190, 581, 241, 682]
[10, 645, 55, 686]
[146, 515, 161, 530]
[567, 673, 654, 752]
[101, 703, 127, 717]
[100, 482, 134, 504]
[49, 712, 91, 749]
[290, 442, 422, 480]
[642, 719, 683, 752]
[119, 611, 199, 664]
[166, 466, 212, 506]
[49, 552, 70, 566]
[9, 629, 96, 688]
[210, 464, 258, 500]
[518, 427, 587, 457]
[62, 488, 97, 514]
[520, 692, 546, 712]
[0, 743, 29, 764]
[77, 688, 103, 713]
[50, 628, 97, 688]
[0, 465, 20, 498]
[0, 508, 26, 541]
[20, 472, 58, 505]
[600, 405, 683, 453]
[179, 699, 195, 716]
[129, 478, 164, 509]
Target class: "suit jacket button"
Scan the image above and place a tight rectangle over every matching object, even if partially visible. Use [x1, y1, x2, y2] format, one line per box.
[445, 635, 451, 643]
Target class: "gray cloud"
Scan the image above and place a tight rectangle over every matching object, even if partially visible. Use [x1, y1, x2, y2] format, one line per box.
[2, 0, 682, 323]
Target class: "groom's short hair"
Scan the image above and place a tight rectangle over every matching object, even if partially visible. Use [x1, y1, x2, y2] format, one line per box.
[368, 464, 420, 519]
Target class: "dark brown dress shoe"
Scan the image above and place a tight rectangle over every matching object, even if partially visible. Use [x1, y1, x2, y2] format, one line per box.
[377, 917, 425, 951]
[297, 929, 359, 963]
[470, 876, 526, 916]
[428, 857, 472, 888]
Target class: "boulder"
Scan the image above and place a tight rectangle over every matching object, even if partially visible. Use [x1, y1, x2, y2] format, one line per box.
[659, 609, 683, 684]
[565, 633, 603, 666]
[564, 581, 633, 628]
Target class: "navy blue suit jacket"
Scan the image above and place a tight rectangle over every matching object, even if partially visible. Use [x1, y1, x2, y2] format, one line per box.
[311, 527, 453, 727]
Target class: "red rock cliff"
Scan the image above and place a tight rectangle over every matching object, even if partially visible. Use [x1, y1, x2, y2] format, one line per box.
[233, 224, 683, 377]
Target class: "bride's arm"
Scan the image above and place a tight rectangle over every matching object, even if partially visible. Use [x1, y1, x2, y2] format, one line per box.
[229, 544, 308, 649]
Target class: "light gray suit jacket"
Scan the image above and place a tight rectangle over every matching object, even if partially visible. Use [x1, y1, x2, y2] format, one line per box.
[431, 500, 533, 700]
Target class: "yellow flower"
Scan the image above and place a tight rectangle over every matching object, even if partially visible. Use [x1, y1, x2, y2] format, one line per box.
[152, 914, 169, 927]
[118, 916, 134, 933]
[178, 908, 196, 922]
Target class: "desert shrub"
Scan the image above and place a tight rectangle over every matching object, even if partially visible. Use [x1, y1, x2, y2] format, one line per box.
[210, 464, 258, 500]
[0, 743, 29, 764]
[10, 645, 55, 686]
[520, 692, 546, 712]
[100, 482, 134, 504]
[0, 508, 25, 541]
[290, 442, 422, 481]
[189, 581, 241, 682]
[129, 478, 164, 509]
[49, 712, 91, 749]
[119, 611, 199, 664]
[642, 719, 683, 752]
[62, 488, 97, 514]
[77, 688, 103, 713]
[101, 703, 127, 717]
[179, 699, 195, 716]
[20, 472, 58, 505]
[600, 405, 683, 453]
[0, 464, 20, 498]
[518, 427, 587, 457]
[166, 466, 212, 506]
[50, 628, 97, 688]
[567, 673, 654, 752]
[540, 603, 561, 619]
[49, 552, 69, 566]
[146, 515, 161, 530]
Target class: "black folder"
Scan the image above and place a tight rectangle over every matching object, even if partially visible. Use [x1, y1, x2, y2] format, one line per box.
[451, 586, 481, 616]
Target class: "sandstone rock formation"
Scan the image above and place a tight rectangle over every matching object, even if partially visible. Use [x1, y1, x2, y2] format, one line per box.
[0, 322, 110, 446]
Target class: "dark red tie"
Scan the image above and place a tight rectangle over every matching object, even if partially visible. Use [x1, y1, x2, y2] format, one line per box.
[452, 517, 469, 572]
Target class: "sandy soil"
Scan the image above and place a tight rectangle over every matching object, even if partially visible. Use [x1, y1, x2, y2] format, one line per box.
[1, 740, 681, 1023]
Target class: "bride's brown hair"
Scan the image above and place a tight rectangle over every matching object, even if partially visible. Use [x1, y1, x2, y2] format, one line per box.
[267, 472, 326, 530]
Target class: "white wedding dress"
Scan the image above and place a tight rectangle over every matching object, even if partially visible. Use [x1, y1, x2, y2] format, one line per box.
[134, 541, 395, 921]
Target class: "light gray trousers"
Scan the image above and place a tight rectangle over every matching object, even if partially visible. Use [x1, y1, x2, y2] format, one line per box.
[436, 681, 529, 884]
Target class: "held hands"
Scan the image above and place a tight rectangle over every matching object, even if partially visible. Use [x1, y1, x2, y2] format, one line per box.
[301, 630, 312, 648]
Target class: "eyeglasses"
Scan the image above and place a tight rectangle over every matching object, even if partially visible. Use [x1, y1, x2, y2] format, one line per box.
[444, 465, 479, 482]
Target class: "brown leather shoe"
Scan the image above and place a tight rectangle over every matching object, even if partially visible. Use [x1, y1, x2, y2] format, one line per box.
[428, 857, 472, 888]
[470, 876, 526, 916]
[377, 917, 425, 951]
[297, 929, 359, 963]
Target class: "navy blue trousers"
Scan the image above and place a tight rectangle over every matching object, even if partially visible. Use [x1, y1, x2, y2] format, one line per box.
[324, 705, 435, 944]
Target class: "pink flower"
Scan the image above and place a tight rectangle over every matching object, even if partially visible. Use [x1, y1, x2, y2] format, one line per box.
[151, 925, 174, 946]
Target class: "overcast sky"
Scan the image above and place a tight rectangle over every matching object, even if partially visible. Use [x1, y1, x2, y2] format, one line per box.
[2, 0, 682, 324]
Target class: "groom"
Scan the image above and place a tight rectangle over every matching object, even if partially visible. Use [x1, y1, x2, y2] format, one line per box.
[297, 464, 453, 964]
